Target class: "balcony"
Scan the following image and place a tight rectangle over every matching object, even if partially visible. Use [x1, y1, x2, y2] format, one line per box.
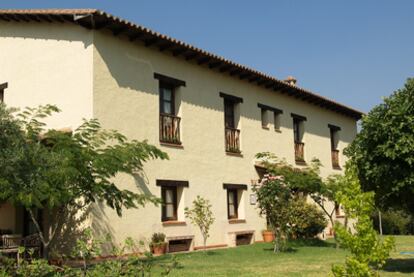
[331, 149, 340, 169]
[160, 113, 181, 145]
[294, 142, 305, 162]
[225, 127, 241, 153]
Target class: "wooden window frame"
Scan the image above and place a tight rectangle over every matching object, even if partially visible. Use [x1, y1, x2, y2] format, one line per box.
[227, 189, 238, 220]
[159, 82, 175, 115]
[328, 124, 341, 151]
[161, 186, 178, 222]
[224, 99, 236, 128]
[0, 83, 8, 103]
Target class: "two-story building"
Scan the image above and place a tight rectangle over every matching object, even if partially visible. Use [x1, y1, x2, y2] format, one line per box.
[0, 9, 362, 252]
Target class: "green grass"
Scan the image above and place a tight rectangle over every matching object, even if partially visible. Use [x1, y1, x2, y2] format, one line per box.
[156, 236, 414, 277]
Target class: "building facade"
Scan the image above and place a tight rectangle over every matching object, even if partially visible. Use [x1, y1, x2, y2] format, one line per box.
[0, 9, 362, 252]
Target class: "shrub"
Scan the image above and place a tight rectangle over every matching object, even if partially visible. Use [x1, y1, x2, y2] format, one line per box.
[372, 209, 413, 235]
[290, 200, 327, 239]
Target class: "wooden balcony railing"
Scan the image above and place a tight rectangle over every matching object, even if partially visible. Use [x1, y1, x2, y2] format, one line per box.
[225, 127, 241, 153]
[160, 113, 181, 145]
[331, 149, 340, 168]
[294, 142, 305, 162]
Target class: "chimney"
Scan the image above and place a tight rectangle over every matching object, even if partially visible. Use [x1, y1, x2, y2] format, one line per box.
[284, 76, 297, 86]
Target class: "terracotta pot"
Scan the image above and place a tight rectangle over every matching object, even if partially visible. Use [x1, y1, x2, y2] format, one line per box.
[262, 230, 275, 242]
[48, 258, 63, 267]
[151, 243, 167, 255]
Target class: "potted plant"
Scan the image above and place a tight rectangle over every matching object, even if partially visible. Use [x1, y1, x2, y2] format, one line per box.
[150, 233, 167, 255]
[262, 229, 275, 243]
[48, 249, 64, 266]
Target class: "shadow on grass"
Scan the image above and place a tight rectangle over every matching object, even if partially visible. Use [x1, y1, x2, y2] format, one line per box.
[261, 239, 335, 253]
[288, 238, 336, 248]
[383, 258, 414, 273]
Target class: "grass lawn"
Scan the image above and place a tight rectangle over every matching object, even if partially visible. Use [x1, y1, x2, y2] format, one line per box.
[157, 236, 414, 276]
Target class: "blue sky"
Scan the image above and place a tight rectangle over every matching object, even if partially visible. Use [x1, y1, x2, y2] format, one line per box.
[1, 0, 413, 112]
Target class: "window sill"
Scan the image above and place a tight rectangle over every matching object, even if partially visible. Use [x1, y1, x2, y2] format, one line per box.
[226, 151, 243, 158]
[295, 159, 307, 166]
[261, 126, 270, 130]
[228, 219, 246, 224]
[162, 221, 186, 226]
[332, 165, 342, 170]
[335, 215, 345, 219]
[274, 128, 282, 133]
[160, 142, 184, 149]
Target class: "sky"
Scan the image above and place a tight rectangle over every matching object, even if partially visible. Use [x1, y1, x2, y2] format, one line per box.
[1, 0, 413, 113]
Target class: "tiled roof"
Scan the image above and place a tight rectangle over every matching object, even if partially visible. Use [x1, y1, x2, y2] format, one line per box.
[0, 9, 363, 119]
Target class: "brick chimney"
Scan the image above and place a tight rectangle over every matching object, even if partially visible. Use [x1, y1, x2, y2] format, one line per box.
[284, 76, 297, 86]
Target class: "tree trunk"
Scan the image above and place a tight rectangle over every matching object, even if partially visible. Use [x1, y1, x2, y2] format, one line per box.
[27, 208, 49, 258]
[378, 210, 383, 236]
[329, 217, 339, 249]
[203, 235, 207, 252]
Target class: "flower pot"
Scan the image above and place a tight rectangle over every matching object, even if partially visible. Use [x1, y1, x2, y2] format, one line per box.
[48, 258, 63, 267]
[151, 243, 167, 255]
[262, 230, 275, 242]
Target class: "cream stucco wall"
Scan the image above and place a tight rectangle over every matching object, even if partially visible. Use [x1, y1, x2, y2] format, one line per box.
[0, 22, 94, 129]
[92, 29, 357, 248]
[0, 22, 357, 250]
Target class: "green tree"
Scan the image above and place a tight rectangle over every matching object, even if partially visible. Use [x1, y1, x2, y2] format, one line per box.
[332, 164, 395, 277]
[0, 104, 168, 257]
[255, 152, 343, 248]
[185, 196, 215, 252]
[345, 78, 414, 214]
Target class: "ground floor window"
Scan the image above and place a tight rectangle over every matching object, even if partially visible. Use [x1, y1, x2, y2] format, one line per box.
[223, 183, 247, 220]
[227, 189, 238, 219]
[156, 180, 189, 222]
[162, 186, 177, 221]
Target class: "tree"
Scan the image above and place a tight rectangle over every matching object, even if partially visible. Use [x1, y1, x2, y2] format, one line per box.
[345, 78, 414, 214]
[0, 104, 168, 257]
[184, 196, 215, 251]
[255, 152, 343, 248]
[332, 164, 395, 277]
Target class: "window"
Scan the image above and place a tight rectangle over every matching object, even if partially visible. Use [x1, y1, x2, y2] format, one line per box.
[293, 118, 301, 142]
[258, 103, 283, 131]
[157, 180, 189, 222]
[154, 73, 185, 145]
[227, 189, 238, 219]
[291, 113, 307, 163]
[160, 83, 175, 115]
[224, 99, 235, 128]
[223, 183, 247, 220]
[260, 109, 268, 129]
[0, 83, 8, 103]
[220, 93, 243, 153]
[328, 124, 341, 168]
[162, 186, 177, 221]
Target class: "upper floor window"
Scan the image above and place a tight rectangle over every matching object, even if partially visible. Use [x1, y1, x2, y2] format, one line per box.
[328, 124, 341, 169]
[220, 92, 243, 154]
[154, 73, 185, 145]
[0, 83, 8, 103]
[258, 103, 283, 131]
[160, 83, 175, 115]
[157, 179, 189, 222]
[291, 113, 307, 163]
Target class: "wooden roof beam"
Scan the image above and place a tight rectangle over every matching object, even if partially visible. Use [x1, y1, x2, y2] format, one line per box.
[172, 48, 187, 56]
[159, 43, 173, 52]
[128, 32, 144, 42]
[144, 37, 159, 47]
[208, 61, 222, 69]
[197, 57, 210, 65]
[219, 65, 233, 73]
[185, 52, 199, 61]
